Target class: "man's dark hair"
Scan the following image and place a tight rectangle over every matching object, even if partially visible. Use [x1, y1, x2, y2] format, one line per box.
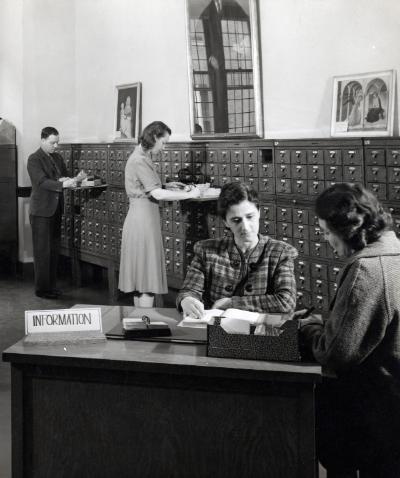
[315, 182, 392, 251]
[217, 182, 259, 219]
[41, 127, 59, 139]
[139, 121, 171, 151]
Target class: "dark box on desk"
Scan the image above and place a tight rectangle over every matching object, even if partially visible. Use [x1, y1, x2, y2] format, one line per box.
[123, 324, 171, 339]
[207, 318, 301, 362]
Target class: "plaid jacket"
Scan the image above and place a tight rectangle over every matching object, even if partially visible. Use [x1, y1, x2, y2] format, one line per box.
[177, 235, 298, 313]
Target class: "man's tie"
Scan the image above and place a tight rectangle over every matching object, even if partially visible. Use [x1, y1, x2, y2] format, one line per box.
[49, 155, 61, 179]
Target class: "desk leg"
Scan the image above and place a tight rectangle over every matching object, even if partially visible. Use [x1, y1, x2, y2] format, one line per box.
[71, 250, 81, 287]
[10, 242, 18, 277]
[11, 365, 24, 478]
[299, 385, 318, 478]
[107, 261, 118, 302]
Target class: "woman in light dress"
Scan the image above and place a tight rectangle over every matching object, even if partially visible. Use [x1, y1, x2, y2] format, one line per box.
[118, 121, 200, 307]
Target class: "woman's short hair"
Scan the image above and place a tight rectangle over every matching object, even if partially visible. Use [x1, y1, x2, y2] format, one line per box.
[217, 182, 259, 219]
[139, 121, 171, 151]
[315, 183, 392, 251]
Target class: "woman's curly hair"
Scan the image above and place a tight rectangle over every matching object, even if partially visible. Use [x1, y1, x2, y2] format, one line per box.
[139, 121, 171, 151]
[315, 183, 392, 252]
[217, 182, 259, 219]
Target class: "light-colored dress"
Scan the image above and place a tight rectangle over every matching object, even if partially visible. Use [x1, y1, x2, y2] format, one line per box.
[118, 146, 167, 294]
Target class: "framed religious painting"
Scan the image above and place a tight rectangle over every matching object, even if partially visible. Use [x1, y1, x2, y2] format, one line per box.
[185, 0, 263, 139]
[114, 82, 142, 142]
[331, 70, 395, 137]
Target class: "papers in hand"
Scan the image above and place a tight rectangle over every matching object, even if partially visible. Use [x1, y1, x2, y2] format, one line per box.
[178, 308, 286, 330]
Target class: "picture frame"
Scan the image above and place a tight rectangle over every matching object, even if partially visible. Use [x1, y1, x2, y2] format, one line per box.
[184, 0, 263, 139]
[114, 82, 142, 142]
[331, 70, 395, 137]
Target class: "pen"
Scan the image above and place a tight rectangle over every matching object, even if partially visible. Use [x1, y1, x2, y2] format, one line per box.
[297, 306, 315, 320]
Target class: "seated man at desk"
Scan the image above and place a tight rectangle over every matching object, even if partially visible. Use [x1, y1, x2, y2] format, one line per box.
[177, 182, 298, 318]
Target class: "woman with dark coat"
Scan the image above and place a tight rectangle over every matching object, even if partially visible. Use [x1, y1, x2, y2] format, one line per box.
[296, 183, 400, 477]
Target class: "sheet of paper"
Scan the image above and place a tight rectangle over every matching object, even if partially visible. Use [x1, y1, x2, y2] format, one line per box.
[178, 309, 224, 328]
[222, 308, 262, 324]
[220, 318, 250, 335]
[178, 308, 291, 329]
[254, 323, 284, 336]
[263, 314, 288, 327]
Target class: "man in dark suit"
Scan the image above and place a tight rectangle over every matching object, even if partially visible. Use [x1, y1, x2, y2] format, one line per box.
[27, 126, 75, 299]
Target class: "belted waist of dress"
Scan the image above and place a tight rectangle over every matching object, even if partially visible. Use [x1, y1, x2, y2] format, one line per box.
[129, 196, 157, 204]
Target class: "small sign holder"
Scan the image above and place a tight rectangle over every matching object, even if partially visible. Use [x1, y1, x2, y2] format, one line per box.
[24, 307, 106, 344]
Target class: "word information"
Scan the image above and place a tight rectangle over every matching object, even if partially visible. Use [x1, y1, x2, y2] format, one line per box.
[25, 308, 102, 334]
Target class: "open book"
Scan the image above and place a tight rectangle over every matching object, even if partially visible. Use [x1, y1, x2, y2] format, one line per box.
[178, 308, 286, 329]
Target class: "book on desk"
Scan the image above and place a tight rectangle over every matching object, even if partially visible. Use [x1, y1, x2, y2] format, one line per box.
[105, 318, 207, 344]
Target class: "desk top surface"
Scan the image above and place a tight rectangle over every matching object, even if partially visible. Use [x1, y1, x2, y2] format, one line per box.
[2, 305, 322, 383]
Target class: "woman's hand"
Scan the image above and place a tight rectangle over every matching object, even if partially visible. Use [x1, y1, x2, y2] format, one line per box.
[299, 315, 324, 327]
[60, 177, 77, 188]
[181, 296, 205, 319]
[291, 309, 324, 328]
[75, 170, 87, 182]
[164, 181, 186, 191]
[212, 297, 232, 310]
[185, 186, 201, 198]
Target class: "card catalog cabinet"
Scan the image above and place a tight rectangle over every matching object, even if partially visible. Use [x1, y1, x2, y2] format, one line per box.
[58, 138, 400, 308]
[0, 145, 17, 272]
[273, 138, 364, 313]
[364, 138, 400, 255]
[156, 141, 274, 289]
[59, 143, 132, 297]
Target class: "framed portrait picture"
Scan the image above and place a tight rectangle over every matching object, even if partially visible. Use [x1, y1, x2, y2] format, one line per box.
[185, 0, 263, 139]
[114, 82, 142, 142]
[331, 70, 395, 137]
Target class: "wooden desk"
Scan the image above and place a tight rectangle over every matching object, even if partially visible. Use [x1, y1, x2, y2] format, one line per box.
[3, 306, 322, 478]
